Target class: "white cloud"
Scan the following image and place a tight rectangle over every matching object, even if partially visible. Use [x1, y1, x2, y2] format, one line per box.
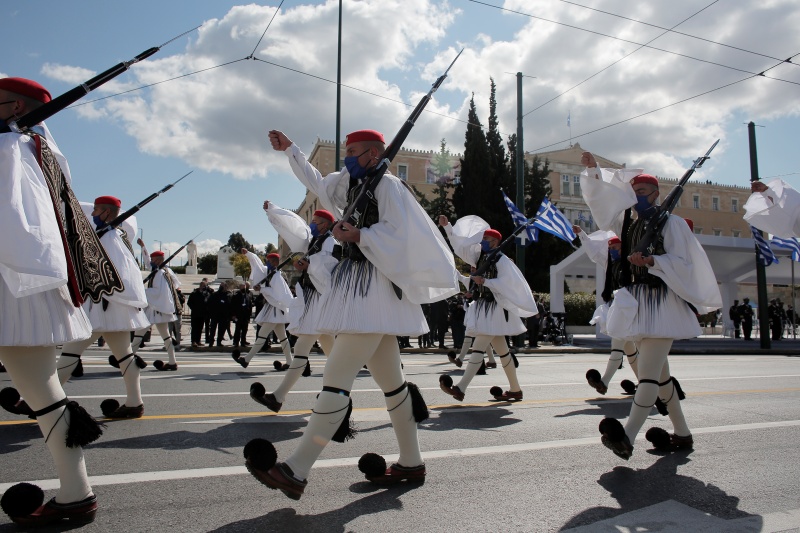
[37, 0, 800, 181]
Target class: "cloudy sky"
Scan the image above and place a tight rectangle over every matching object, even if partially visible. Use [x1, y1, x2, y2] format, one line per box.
[3, 0, 798, 264]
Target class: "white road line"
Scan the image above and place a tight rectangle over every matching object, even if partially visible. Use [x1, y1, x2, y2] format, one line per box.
[2, 419, 799, 494]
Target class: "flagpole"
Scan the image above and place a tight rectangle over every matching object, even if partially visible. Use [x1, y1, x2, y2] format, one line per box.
[515, 72, 525, 274]
[748, 122, 770, 350]
[793, 259, 796, 339]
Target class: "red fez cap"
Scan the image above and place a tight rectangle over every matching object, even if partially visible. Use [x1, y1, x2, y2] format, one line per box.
[267, 253, 280, 260]
[150, 250, 165, 258]
[0, 77, 52, 104]
[608, 236, 621, 245]
[313, 209, 335, 223]
[94, 195, 121, 208]
[484, 229, 502, 241]
[683, 218, 694, 231]
[631, 174, 659, 187]
[345, 129, 385, 146]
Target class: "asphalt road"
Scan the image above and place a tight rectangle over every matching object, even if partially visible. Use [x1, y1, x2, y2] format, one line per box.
[1, 346, 799, 532]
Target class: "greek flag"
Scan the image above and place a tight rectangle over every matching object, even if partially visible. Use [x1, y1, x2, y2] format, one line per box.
[502, 190, 538, 246]
[533, 197, 577, 244]
[751, 226, 778, 266]
[771, 236, 800, 262]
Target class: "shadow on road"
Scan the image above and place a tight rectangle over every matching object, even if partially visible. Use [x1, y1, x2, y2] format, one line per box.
[208, 485, 416, 532]
[559, 453, 762, 531]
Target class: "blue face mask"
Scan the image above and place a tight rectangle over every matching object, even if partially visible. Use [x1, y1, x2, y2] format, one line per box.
[92, 215, 107, 228]
[634, 193, 658, 217]
[609, 249, 621, 262]
[344, 149, 370, 180]
[480, 240, 491, 253]
[267, 262, 275, 272]
[309, 222, 319, 237]
[150, 261, 158, 271]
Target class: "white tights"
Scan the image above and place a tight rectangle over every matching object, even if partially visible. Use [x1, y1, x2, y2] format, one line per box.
[0, 346, 93, 504]
[284, 333, 421, 480]
[457, 335, 518, 393]
[601, 338, 638, 386]
[133, 323, 176, 365]
[244, 323, 292, 364]
[59, 332, 142, 406]
[272, 334, 334, 404]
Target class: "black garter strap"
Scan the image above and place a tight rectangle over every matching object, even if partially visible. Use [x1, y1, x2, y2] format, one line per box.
[498, 352, 511, 358]
[322, 386, 350, 397]
[639, 379, 659, 386]
[33, 398, 69, 418]
[293, 355, 309, 360]
[61, 352, 80, 358]
[632, 379, 659, 408]
[385, 382, 407, 398]
[610, 349, 624, 354]
[116, 353, 134, 364]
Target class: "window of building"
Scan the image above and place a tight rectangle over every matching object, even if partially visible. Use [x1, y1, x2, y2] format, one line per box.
[397, 164, 408, 181]
[562, 175, 570, 196]
[713, 229, 722, 236]
[694, 227, 703, 235]
[731, 197, 738, 213]
[573, 175, 581, 198]
[453, 170, 461, 185]
[733, 230, 741, 238]
[426, 168, 436, 184]
[693, 194, 700, 209]
[712, 196, 719, 211]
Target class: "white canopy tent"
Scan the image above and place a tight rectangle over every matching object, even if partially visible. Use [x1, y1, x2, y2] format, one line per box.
[549, 234, 797, 334]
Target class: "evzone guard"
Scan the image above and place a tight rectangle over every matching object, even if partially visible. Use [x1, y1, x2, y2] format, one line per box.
[53, 196, 150, 419]
[438, 215, 539, 402]
[580, 151, 722, 459]
[0, 77, 110, 526]
[234, 250, 294, 370]
[132, 240, 182, 371]
[574, 226, 641, 398]
[248, 202, 338, 412]
[447, 271, 497, 372]
[242, 128, 458, 500]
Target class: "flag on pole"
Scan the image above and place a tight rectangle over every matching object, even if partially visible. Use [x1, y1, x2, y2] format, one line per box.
[501, 190, 538, 246]
[771, 236, 800, 262]
[533, 197, 577, 244]
[751, 226, 778, 266]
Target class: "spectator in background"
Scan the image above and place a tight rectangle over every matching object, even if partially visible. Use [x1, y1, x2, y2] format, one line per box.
[201, 278, 214, 344]
[527, 302, 541, 348]
[729, 300, 741, 339]
[188, 280, 211, 348]
[231, 283, 254, 347]
[739, 298, 754, 341]
[449, 295, 467, 350]
[430, 298, 449, 349]
[209, 282, 232, 347]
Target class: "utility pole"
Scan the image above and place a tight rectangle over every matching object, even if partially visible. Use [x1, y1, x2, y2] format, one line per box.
[748, 121, 770, 350]
[335, 0, 342, 171]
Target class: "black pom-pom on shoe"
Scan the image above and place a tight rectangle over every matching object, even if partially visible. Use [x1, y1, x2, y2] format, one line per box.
[1, 482, 44, 519]
[273, 360, 283, 371]
[586, 369, 608, 395]
[645, 427, 671, 450]
[620, 379, 636, 395]
[490, 386, 503, 399]
[100, 399, 120, 417]
[243, 438, 277, 471]
[153, 360, 164, 370]
[599, 417, 633, 460]
[439, 374, 453, 388]
[358, 453, 387, 478]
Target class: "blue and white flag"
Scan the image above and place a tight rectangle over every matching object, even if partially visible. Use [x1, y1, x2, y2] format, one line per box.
[771, 236, 800, 262]
[533, 197, 577, 244]
[501, 190, 538, 246]
[751, 226, 778, 266]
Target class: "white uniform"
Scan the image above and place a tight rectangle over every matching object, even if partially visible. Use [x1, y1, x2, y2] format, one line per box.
[0, 125, 91, 346]
[743, 178, 800, 238]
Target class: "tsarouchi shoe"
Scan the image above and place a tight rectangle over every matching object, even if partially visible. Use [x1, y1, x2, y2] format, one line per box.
[11, 495, 97, 527]
[366, 463, 426, 485]
[247, 461, 307, 501]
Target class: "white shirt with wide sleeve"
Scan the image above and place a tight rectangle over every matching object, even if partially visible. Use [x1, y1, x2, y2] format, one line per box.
[743, 179, 800, 238]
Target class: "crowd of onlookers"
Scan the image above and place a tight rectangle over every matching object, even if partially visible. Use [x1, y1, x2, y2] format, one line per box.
[185, 278, 268, 348]
[728, 297, 798, 341]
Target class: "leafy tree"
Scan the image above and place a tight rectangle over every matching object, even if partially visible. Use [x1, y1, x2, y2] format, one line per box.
[231, 253, 251, 279]
[411, 139, 457, 223]
[264, 243, 277, 255]
[227, 232, 253, 252]
[197, 253, 217, 275]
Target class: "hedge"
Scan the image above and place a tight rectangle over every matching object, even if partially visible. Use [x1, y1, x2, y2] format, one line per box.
[535, 292, 597, 326]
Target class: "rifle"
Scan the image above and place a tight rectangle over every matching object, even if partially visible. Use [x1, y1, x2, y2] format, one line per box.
[143, 232, 202, 285]
[632, 139, 719, 256]
[473, 217, 536, 277]
[12, 27, 197, 130]
[340, 49, 463, 227]
[97, 171, 193, 238]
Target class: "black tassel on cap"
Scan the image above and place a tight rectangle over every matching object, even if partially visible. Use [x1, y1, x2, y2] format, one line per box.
[407, 382, 429, 423]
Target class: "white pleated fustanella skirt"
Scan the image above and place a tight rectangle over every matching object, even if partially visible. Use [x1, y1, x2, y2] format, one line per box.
[315, 258, 428, 336]
[83, 298, 149, 333]
[0, 282, 92, 347]
[465, 298, 527, 337]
